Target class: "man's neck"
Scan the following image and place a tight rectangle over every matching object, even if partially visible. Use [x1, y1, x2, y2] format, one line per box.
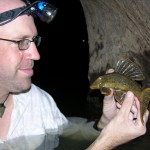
[0, 95, 13, 141]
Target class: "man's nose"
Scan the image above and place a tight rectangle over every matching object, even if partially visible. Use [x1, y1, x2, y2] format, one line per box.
[24, 43, 41, 60]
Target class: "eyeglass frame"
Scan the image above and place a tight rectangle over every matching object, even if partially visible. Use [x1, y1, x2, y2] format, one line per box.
[0, 35, 41, 50]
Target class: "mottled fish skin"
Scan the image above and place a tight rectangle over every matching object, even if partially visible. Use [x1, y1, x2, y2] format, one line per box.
[90, 58, 150, 124]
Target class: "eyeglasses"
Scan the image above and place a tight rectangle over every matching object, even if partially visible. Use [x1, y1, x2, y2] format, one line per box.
[0, 36, 41, 50]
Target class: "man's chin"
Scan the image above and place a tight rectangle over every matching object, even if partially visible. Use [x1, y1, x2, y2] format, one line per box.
[13, 80, 32, 94]
[13, 85, 31, 94]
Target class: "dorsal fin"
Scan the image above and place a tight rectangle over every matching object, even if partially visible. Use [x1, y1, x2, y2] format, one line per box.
[115, 58, 145, 81]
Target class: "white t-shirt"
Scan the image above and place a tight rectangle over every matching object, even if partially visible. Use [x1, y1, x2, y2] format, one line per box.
[0, 84, 100, 149]
[5, 84, 68, 140]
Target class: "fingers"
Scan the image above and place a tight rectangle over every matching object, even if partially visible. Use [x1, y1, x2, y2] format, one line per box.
[132, 105, 138, 119]
[134, 98, 142, 124]
[120, 93, 148, 125]
[103, 88, 113, 99]
[131, 100, 138, 119]
[119, 91, 135, 115]
[116, 97, 138, 120]
[103, 89, 116, 105]
[116, 102, 121, 108]
[106, 69, 114, 74]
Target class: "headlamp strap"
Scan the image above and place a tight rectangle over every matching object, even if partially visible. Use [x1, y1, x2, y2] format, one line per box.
[0, 6, 30, 24]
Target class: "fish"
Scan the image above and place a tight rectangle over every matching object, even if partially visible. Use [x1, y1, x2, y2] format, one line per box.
[90, 58, 150, 124]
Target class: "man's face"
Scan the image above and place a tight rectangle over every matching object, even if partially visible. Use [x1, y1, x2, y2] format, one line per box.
[0, 0, 40, 93]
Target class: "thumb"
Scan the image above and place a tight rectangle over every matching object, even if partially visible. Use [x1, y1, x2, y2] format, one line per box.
[120, 91, 134, 114]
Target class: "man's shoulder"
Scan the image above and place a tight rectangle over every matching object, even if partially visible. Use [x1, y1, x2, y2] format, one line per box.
[30, 84, 55, 102]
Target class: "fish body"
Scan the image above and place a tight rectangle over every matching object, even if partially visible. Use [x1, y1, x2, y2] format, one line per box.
[90, 72, 142, 94]
[90, 58, 150, 124]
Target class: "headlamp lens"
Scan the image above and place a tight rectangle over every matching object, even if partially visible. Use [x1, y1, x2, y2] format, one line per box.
[35, 2, 58, 23]
[0, 1, 58, 26]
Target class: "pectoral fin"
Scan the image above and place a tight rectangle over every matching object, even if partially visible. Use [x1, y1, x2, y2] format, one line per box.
[100, 87, 111, 95]
[114, 90, 126, 104]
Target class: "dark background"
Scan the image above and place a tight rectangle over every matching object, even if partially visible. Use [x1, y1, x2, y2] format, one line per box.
[32, 0, 91, 118]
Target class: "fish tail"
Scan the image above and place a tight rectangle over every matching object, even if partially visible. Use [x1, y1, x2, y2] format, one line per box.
[140, 88, 150, 124]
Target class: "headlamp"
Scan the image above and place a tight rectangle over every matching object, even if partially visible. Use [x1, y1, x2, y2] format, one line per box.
[0, 0, 58, 26]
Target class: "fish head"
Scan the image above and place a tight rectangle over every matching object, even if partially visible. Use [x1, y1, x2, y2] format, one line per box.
[90, 77, 102, 89]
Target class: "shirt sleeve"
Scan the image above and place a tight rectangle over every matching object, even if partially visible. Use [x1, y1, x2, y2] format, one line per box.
[32, 84, 69, 134]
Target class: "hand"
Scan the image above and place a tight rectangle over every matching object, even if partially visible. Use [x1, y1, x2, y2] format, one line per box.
[97, 69, 119, 129]
[96, 69, 142, 129]
[87, 91, 149, 150]
[97, 89, 119, 129]
[99, 91, 149, 148]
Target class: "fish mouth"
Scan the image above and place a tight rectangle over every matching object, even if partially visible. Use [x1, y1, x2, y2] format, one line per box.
[90, 77, 102, 89]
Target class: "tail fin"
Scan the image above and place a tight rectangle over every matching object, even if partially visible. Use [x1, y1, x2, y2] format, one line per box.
[140, 88, 150, 124]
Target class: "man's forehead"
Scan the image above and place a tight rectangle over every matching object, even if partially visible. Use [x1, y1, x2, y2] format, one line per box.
[0, 15, 37, 39]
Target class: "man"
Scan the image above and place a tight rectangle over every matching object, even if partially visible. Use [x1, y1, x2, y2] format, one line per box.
[0, 0, 67, 141]
[0, 0, 148, 149]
